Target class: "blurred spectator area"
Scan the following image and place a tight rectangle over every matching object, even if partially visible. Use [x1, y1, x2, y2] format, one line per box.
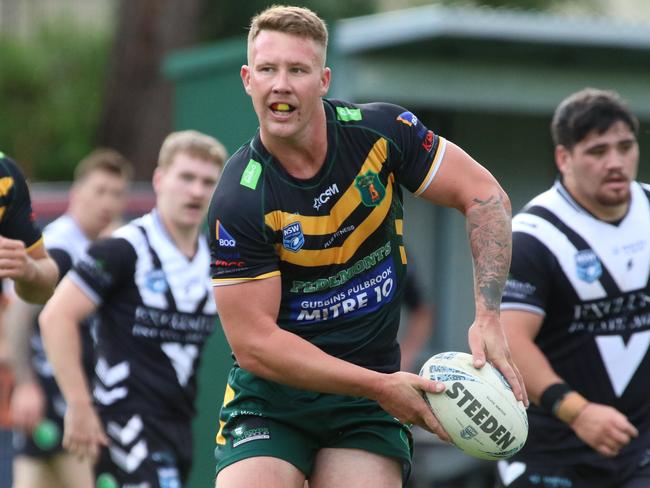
[0, 0, 114, 37]
[29, 181, 155, 227]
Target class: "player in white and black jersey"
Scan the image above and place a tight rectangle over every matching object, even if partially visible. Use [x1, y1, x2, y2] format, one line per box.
[496, 88, 650, 488]
[39, 131, 226, 488]
[6, 149, 132, 488]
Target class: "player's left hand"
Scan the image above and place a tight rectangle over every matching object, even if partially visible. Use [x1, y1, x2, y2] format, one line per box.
[0, 236, 35, 280]
[63, 400, 109, 460]
[468, 315, 528, 407]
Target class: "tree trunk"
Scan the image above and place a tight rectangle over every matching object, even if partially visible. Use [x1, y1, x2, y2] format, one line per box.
[97, 0, 203, 179]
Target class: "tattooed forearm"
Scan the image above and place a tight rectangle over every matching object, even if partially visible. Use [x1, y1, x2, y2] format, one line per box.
[466, 193, 512, 312]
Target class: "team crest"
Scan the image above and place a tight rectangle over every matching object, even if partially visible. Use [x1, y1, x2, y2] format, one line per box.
[145, 269, 168, 293]
[282, 221, 305, 253]
[575, 249, 602, 283]
[355, 171, 386, 207]
[460, 425, 478, 440]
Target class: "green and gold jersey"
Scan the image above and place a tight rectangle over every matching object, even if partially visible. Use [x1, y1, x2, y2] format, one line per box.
[0, 153, 43, 251]
[208, 100, 446, 373]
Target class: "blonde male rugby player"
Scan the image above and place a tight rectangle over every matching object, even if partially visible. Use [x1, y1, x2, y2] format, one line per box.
[209, 5, 526, 488]
[40, 131, 226, 488]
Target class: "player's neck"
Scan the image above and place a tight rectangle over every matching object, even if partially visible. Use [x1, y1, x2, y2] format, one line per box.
[261, 111, 328, 179]
[68, 209, 102, 241]
[157, 211, 199, 259]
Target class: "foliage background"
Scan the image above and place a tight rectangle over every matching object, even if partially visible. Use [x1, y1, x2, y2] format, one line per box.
[0, 19, 110, 180]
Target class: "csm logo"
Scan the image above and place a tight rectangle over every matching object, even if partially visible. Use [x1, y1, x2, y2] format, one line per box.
[313, 184, 339, 211]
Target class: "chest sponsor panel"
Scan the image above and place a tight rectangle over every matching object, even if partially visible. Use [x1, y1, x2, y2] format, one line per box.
[289, 257, 396, 324]
[131, 305, 215, 344]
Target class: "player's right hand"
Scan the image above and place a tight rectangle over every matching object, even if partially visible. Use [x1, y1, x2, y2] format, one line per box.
[10, 381, 46, 434]
[0, 237, 34, 280]
[570, 402, 638, 457]
[63, 400, 109, 460]
[375, 371, 451, 442]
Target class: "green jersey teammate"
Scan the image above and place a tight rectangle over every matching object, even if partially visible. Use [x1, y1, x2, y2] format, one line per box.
[0, 154, 58, 304]
[208, 5, 527, 487]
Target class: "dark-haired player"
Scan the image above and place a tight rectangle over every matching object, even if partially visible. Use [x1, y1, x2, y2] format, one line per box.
[497, 88, 650, 487]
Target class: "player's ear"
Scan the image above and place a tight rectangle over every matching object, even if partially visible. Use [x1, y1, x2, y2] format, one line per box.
[555, 145, 570, 175]
[152, 166, 163, 194]
[241, 65, 252, 95]
[320, 67, 331, 97]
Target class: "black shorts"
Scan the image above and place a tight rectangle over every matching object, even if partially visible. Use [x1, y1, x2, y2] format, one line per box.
[13, 375, 65, 458]
[15, 327, 95, 459]
[494, 448, 650, 488]
[95, 412, 193, 488]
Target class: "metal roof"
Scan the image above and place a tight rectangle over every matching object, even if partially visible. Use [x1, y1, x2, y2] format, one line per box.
[334, 4, 650, 53]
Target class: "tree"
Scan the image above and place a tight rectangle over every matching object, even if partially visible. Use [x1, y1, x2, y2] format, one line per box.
[97, 0, 203, 179]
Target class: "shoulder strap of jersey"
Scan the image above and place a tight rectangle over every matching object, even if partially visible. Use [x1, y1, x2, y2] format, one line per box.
[136, 225, 178, 311]
[136, 225, 209, 314]
[524, 205, 620, 295]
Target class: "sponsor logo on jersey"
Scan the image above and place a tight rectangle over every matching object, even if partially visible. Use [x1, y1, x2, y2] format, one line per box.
[291, 242, 391, 293]
[422, 130, 434, 151]
[355, 171, 386, 207]
[503, 279, 536, 300]
[240, 159, 262, 190]
[216, 220, 236, 248]
[336, 106, 362, 122]
[157, 466, 180, 488]
[145, 269, 168, 293]
[77, 253, 113, 287]
[323, 225, 355, 249]
[290, 257, 395, 323]
[282, 221, 305, 252]
[231, 418, 271, 447]
[313, 183, 339, 211]
[214, 259, 245, 268]
[396, 111, 418, 127]
[575, 249, 602, 283]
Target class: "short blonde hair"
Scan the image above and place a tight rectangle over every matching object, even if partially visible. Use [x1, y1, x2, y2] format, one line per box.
[248, 5, 328, 52]
[74, 148, 133, 182]
[158, 130, 227, 169]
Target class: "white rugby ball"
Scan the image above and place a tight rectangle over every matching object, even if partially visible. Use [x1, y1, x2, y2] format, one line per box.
[419, 351, 528, 460]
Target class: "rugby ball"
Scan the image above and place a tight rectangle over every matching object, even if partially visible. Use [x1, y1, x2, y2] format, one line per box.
[419, 351, 528, 460]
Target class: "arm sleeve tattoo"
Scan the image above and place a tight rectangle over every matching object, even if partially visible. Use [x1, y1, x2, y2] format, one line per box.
[465, 194, 512, 312]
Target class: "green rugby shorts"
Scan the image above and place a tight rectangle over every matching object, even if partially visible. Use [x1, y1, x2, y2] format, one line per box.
[214, 367, 413, 482]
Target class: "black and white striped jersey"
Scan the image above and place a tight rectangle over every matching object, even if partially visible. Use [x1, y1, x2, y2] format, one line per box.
[502, 180, 650, 465]
[69, 210, 217, 420]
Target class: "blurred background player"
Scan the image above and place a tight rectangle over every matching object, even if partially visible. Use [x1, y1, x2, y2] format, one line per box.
[39, 130, 225, 487]
[496, 88, 650, 487]
[0, 152, 59, 487]
[0, 153, 58, 304]
[6, 149, 132, 488]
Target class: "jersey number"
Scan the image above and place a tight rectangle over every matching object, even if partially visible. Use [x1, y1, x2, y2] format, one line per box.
[595, 330, 650, 397]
